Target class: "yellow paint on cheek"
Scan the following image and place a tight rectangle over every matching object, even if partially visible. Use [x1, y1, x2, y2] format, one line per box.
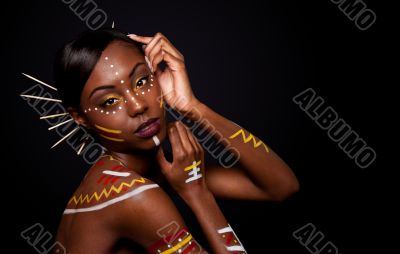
[99, 134, 125, 142]
[94, 124, 122, 134]
[94, 124, 125, 142]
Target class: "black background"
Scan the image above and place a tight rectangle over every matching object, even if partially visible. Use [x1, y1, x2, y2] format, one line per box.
[2, 0, 391, 253]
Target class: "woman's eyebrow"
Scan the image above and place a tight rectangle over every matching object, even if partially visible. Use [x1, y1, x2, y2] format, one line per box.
[129, 62, 146, 78]
[88, 85, 115, 99]
[88, 62, 146, 99]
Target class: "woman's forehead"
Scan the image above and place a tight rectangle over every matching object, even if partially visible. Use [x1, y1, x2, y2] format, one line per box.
[92, 41, 144, 79]
[100, 40, 143, 65]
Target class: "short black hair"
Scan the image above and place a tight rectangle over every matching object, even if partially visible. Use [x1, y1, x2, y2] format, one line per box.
[54, 28, 143, 109]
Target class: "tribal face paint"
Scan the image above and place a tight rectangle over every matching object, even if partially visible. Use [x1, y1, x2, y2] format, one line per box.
[78, 40, 167, 151]
[94, 124, 125, 142]
[82, 54, 156, 116]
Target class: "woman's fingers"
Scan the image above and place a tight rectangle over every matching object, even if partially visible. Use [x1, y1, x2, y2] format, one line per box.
[159, 49, 185, 71]
[129, 33, 185, 73]
[143, 33, 184, 66]
[180, 122, 201, 156]
[156, 147, 171, 173]
[168, 123, 186, 162]
[151, 50, 165, 73]
[151, 48, 184, 76]
[147, 36, 183, 64]
[127, 34, 152, 44]
[149, 45, 182, 72]
[144, 33, 163, 53]
[174, 121, 195, 156]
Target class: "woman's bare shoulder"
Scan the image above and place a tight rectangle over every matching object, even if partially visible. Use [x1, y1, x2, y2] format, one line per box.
[60, 155, 190, 251]
[63, 155, 158, 214]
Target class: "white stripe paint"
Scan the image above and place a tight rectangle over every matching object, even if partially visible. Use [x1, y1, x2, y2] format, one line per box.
[217, 224, 247, 253]
[217, 226, 232, 234]
[152, 135, 160, 146]
[102, 170, 131, 177]
[63, 184, 159, 214]
[226, 245, 246, 252]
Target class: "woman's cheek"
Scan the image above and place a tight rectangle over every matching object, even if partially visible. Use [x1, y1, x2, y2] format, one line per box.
[83, 108, 128, 142]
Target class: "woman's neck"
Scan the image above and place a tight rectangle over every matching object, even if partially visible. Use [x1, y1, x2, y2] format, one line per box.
[104, 148, 159, 177]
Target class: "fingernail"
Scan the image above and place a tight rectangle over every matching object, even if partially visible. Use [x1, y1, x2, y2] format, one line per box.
[128, 33, 137, 37]
[145, 56, 153, 72]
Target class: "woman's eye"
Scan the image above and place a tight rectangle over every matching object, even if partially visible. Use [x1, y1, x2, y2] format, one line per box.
[135, 76, 149, 89]
[101, 97, 119, 107]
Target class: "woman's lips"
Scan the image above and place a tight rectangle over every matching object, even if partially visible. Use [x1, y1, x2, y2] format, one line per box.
[134, 118, 160, 138]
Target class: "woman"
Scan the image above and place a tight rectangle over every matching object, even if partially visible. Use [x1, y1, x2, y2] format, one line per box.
[53, 28, 299, 254]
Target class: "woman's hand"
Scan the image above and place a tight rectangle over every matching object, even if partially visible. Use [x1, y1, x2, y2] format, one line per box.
[156, 121, 207, 199]
[128, 33, 201, 113]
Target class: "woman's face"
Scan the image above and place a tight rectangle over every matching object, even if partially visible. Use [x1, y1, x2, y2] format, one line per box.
[78, 40, 167, 152]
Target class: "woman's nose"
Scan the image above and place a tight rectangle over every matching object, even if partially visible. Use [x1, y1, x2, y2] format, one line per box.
[126, 95, 148, 117]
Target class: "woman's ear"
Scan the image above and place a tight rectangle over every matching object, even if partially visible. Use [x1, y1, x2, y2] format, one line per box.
[67, 107, 91, 129]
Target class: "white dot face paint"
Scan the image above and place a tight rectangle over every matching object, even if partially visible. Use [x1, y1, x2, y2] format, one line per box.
[82, 60, 156, 116]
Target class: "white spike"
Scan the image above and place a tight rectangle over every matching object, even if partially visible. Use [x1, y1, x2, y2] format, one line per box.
[48, 118, 73, 130]
[20, 94, 62, 102]
[51, 127, 79, 149]
[111, 21, 115, 28]
[77, 141, 86, 155]
[40, 112, 68, 119]
[21, 73, 57, 91]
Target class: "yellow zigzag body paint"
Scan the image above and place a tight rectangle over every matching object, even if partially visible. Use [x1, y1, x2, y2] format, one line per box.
[69, 177, 146, 205]
[229, 129, 269, 153]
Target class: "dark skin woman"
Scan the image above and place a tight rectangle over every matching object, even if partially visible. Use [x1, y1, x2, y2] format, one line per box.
[53, 29, 299, 254]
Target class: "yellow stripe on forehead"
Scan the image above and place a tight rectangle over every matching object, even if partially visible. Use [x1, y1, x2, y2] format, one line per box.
[94, 124, 122, 134]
